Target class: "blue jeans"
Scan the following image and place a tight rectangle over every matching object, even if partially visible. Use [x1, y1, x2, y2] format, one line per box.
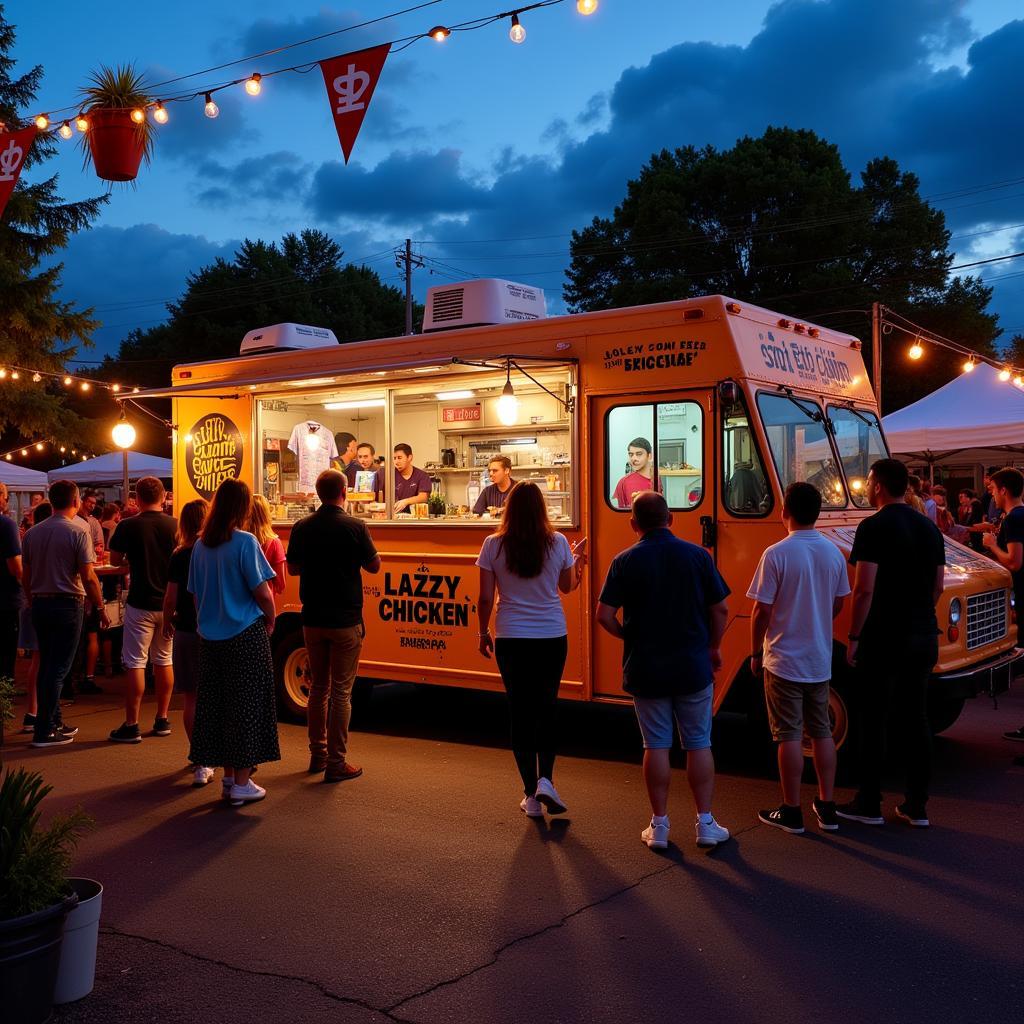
[32, 595, 84, 739]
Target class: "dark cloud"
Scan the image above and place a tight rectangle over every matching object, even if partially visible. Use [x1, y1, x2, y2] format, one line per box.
[575, 92, 606, 127]
[195, 150, 313, 206]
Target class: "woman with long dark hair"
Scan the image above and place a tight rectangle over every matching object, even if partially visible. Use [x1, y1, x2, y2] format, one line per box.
[476, 481, 586, 817]
[187, 479, 280, 806]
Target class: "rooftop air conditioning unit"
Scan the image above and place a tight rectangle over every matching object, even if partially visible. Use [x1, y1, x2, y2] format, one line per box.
[239, 323, 339, 356]
[422, 278, 546, 333]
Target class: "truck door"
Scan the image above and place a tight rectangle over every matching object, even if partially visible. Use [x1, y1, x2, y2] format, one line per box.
[589, 391, 713, 698]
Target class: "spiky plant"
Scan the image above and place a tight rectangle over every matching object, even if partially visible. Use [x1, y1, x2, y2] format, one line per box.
[78, 63, 156, 170]
[0, 767, 93, 919]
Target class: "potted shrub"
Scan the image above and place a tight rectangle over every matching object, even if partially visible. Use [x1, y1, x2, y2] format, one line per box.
[428, 493, 446, 517]
[0, 675, 14, 757]
[0, 768, 92, 1023]
[79, 64, 156, 182]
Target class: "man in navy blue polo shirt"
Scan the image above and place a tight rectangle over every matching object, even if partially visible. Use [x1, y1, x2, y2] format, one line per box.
[597, 491, 731, 851]
[376, 443, 432, 513]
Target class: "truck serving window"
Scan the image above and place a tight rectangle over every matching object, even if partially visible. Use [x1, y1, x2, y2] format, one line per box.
[722, 396, 771, 516]
[756, 393, 846, 508]
[827, 405, 889, 508]
[254, 364, 575, 526]
[605, 401, 704, 512]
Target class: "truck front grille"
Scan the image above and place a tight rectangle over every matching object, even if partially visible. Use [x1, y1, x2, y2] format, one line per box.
[966, 590, 1008, 650]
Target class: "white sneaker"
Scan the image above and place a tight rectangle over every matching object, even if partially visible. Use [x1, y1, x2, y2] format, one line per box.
[534, 777, 567, 815]
[695, 815, 730, 847]
[229, 780, 266, 807]
[192, 766, 214, 787]
[641, 821, 670, 849]
[520, 795, 544, 818]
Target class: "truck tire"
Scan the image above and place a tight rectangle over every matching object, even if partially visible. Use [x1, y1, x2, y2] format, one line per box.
[927, 696, 965, 736]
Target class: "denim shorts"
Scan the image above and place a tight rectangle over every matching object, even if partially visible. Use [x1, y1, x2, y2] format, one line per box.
[633, 683, 714, 750]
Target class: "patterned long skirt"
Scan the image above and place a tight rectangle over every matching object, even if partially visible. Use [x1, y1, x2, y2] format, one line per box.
[189, 618, 281, 769]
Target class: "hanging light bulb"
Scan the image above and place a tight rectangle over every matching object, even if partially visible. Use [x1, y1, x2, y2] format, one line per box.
[75, 113, 89, 133]
[130, 107, 146, 124]
[3, 454, 9, 461]
[20, 449, 27, 457]
[58, 121, 73, 140]
[152, 102, 169, 125]
[59, 446, 66, 453]
[34, 114, 49, 130]
[80, 381, 91, 392]
[244, 73, 262, 96]
[509, 14, 526, 43]
[10, 370, 18, 380]
[112, 411, 136, 450]
[31, 373, 41, 383]
[0, 369, 8, 380]
[34, 442, 43, 451]
[429, 25, 451, 41]
[111, 383, 121, 392]
[71, 449, 77, 456]
[63, 375, 73, 386]
[204, 93, 220, 119]
[908, 341, 923, 360]
[577, 0, 598, 13]
[497, 366, 519, 426]
[963, 358, 976, 373]
[999, 367, 1012, 382]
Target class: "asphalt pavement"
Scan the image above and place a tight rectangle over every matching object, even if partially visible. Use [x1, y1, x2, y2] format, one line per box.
[3, 668, 1021, 1024]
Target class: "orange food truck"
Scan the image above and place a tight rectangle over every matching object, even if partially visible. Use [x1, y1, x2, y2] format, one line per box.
[147, 282, 1020, 751]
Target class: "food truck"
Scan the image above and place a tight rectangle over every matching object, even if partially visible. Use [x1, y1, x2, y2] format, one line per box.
[149, 282, 1020, 749]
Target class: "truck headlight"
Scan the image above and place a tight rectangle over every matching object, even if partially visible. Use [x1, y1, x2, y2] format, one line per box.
[949, 598, 962, 624]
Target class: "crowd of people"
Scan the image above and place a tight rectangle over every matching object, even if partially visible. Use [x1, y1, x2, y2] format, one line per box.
[8, 454, 1023, 835]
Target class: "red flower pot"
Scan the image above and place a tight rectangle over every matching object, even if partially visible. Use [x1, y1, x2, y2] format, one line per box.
[86, 108, 146, 182]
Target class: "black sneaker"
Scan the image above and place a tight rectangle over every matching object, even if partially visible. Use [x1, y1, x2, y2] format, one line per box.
[812, 799, 839, 831]
[59, 723, 79, 738]
[1002, 727, 1024, 742]
[109, 722, 142, 744]
[21, 713, 36, 734]
[77, 678, 103, 695]
[152, 717, 172, 737]
[758, 804, 805, 834]
[836, 798, 884, 825]
[895, 802, 930, 828]
[31, 730, 74, 748]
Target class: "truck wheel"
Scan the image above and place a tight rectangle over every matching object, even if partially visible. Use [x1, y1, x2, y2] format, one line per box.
[273, 625, 310, 722]
[801, 682, 851, 758]
[927, 696, 965, 735]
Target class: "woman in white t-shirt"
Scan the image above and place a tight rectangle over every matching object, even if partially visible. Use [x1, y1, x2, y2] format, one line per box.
[476, 482, 586, 818]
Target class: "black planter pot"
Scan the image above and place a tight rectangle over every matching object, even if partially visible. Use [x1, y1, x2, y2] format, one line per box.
[0, 892, 79, 1024]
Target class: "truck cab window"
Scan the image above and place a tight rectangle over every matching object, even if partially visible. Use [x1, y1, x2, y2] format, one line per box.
[722, 399, 771, 515]
[828, 405, 889, 508]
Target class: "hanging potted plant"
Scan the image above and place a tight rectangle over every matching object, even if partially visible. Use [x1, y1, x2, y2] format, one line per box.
[78, 64, 156, 182]
[0, 768, 93, 1023]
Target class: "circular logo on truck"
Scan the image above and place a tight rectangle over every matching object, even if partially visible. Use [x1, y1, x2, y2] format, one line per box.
[186, 414, 244, 499]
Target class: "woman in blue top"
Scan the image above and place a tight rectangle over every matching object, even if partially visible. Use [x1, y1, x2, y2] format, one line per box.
[187, 479, 280, 807]
[476, 482, 586, 818]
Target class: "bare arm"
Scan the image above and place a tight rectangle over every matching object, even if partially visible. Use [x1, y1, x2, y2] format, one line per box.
[750, 600, 772, 673]
[6, 554, 21, 584]
[364, 554, 382, 574]
[709, 599, 728, 673]
[846, 561, 877, 666]
[162, 582, 178, 640]
[596, 601, 623, 639]
[983, 534, 1023, 572]
[559, 540, 587, 594]
[832, 595, 847, 619]
[252, 580, 276, 633]
[477, 567, 495, 658]
[109, 550, 126, 568]
[79, 561, 109, 627]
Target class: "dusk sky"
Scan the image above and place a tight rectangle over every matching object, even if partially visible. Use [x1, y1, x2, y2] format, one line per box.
[12, 0, 1024, 363]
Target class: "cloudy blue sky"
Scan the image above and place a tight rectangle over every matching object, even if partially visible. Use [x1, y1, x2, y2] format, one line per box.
[12, 0, 1024, 361]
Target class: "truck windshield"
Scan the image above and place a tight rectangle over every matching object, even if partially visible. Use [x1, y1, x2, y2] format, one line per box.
[828, 405, 889, 508]
[756, 393, 846, 507]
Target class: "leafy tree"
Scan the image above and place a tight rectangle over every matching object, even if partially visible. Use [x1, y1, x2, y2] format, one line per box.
[564, 127, 1001, 411]
[0, 6, 107, 452]
[98, 229, 413, 390]
[1001, 333, 1024, 367]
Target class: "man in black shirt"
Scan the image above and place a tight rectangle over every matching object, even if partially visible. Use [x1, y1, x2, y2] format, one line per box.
[287, 469, 381, 782]
[840, 459, 945, 829]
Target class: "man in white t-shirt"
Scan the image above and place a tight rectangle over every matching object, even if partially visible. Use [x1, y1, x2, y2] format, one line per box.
[747, 481, 850, 835]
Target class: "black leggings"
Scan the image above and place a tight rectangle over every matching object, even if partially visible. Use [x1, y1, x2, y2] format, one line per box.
[495, 635, 568, 796]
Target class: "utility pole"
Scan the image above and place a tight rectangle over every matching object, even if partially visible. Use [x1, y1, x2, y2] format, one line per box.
[395, 239, 424, 335]
[871, 301, 882, 408]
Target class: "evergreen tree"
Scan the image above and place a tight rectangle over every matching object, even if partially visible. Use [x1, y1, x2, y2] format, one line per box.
[0, 6, 107, 450]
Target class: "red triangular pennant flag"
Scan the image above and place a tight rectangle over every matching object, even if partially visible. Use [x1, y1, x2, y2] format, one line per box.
[320, 44, 391, 164]
[0, 126, 39, 220]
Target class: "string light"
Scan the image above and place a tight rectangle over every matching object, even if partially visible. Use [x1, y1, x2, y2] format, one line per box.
[75, 113, 89, 133]
[429, 25, 451, 41]
[58, 121, 73, 140]
[10, 371, 18, 380]
[20, 449, 27, 457]
[577, 0, 598, 12]
[963, 358, 976, 373]
[31, 373, 40, 383]
[152, 101, 169, 124]
[509, 14, 526, 43]
[244, 73, 262, 96]
[63, 376, 72, 386]
[999, 367, 1012, 382]
[3, 455, 9, 462]
[34, 442, 43, 451]
[204, 93, 219, 118]
[130, 107, 146, 124]
[0, 369, 7, 380]
[908, 342, 923, 360]
[59, 446, 66, 453]
[80, 381, 91, 392]
[111, 383, 121, 392]
[1016, 376, 1024, 387]
[34, 114, 49, 130]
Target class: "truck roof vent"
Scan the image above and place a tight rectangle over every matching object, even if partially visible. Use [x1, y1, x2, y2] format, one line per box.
[239, 323, 339, 356]
[423, 278, 546, 333]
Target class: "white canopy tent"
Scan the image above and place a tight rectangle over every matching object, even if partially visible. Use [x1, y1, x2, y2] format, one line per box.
[0, 463, 50, 522]
[882, 363, 1024, 463]
[47, 451, 172, 487]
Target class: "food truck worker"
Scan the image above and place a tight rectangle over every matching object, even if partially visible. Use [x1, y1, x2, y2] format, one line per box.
[333, 432, 358, 484]
[613, 437, 657, 509]
[377, 443, 432, 513]
[473, 456, 516, 515]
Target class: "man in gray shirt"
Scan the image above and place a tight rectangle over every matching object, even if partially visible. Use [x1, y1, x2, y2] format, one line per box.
[23, 480, 107, 748]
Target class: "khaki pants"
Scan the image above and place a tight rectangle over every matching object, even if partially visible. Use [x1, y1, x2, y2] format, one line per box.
[304, 624, 363, 769]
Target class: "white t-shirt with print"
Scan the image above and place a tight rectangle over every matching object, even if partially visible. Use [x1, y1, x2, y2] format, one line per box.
[287, 421, 339, 492]
[476, 532, 574, 639]
[746, 529, 851, 683]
